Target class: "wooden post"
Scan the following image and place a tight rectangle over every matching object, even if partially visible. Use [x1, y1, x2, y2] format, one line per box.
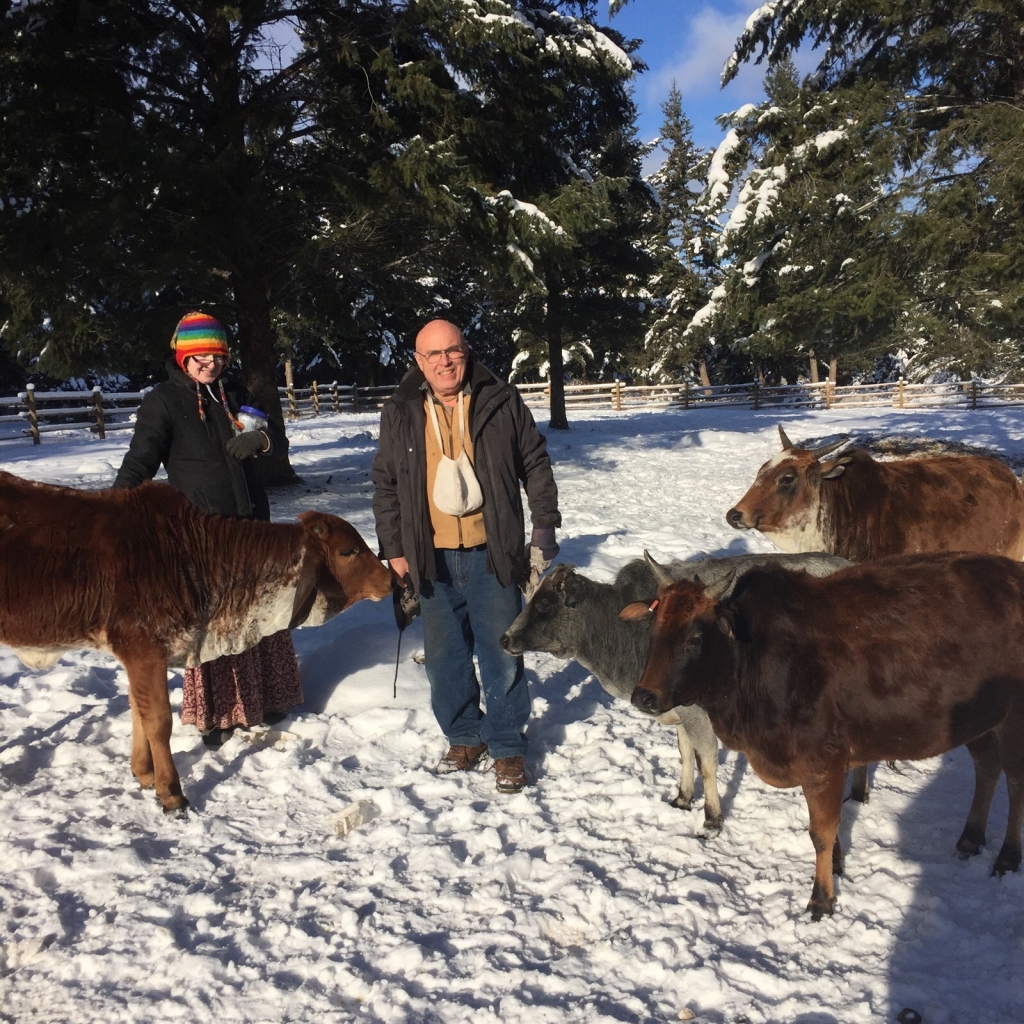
[699, 359, 712, 397]
[683, 381, 690, 408]
[331, 381, 340, 414]
[311, 380, 320, 417]
[752, 381, 760, 410]
[92, 387, 106, 439]
[825, 380, 833, 410]
[897, 377, 905, 409]
[828, 356, 837, 384]
[971, 379, 978, 410]
[809, 349, 819, 384]
[613, 380, 622, 411]
[351, 383, 359, 413]
[24, 384, 39, 444]
[284, 358, 297, 420]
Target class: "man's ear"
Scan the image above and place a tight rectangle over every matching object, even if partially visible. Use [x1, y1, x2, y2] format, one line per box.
[619, 601, 653, 621]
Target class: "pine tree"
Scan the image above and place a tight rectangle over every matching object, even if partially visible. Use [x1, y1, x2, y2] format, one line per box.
[642, 84, 717, 381]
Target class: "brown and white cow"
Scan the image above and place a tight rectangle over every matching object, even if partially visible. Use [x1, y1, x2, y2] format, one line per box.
[0, 471, 393, 814]
[726, 425, 1024, 562]
[625, 552, 1024, 920]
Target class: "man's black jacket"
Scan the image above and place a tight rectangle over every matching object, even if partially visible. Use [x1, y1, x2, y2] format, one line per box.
[371, 359, 560, 592]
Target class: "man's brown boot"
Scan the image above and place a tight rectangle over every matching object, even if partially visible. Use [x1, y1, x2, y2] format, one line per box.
[494, 755, 527, 793]
[436, 743, 487, 774]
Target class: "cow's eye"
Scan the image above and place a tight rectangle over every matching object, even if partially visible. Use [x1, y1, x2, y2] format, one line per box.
[684, 628, 703, 650]
[779, 472, 797, 487]
[337, 548, 359, 557]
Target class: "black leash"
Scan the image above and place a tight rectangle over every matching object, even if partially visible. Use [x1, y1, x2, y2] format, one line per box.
[392, 626, 402, 700]
[390, 573, 421, 700]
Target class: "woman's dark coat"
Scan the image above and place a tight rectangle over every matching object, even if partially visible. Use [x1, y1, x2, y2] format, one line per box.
[114, 359, 280, 520]
[371, 358, 560, 592]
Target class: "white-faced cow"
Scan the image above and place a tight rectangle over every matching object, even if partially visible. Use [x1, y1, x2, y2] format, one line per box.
[726, 425, 1024, 562]
[628, 552, 1024, 921]
[499, 551, 849, 832]
[0, 471, 393, 814]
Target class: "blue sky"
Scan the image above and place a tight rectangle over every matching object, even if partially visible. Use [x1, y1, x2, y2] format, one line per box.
[608, 0, 772, 155]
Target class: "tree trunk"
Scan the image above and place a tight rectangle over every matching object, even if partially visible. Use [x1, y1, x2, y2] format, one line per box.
[546, 294, 568, 431]
[232, 274, 301, 486]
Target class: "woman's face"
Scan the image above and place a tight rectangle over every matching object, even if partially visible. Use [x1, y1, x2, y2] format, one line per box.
[184, 354, 229, 385]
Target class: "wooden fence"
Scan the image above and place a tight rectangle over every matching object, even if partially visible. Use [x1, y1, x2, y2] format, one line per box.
[3, 376, 1024, 444]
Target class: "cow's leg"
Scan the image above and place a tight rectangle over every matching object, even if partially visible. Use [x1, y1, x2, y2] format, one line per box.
[848, 765, 870, 803]
[993, 714, 1024, 876]
[956, 731, 1001, 859]
[129, 698, 155, 790]
[670, 724, 696, 810]
[802, 765, 847, 921]
[118, 644, 187, 814]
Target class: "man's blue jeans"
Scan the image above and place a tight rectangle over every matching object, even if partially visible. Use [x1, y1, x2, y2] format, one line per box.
[419, 546, 529, 759]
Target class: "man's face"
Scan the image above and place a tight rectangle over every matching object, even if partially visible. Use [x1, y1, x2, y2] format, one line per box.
[415, 325, 468, 399]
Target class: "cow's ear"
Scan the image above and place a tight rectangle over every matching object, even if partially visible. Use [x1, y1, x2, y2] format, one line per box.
[298, 510, 329, 538]
[562, 575, 583, 609]
[716, 608, 736, 639]
[819, 455, 852, 480]
[619, 601, 652, 621]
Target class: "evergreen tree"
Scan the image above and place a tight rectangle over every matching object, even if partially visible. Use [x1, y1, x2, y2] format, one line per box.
[641, 84, 717, 381]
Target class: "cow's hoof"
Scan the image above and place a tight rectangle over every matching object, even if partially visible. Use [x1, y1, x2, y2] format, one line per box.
[806, 882, 835, 921]
[956, 824, 986, 859]
[992, 847, 1021, 877]
[162, 797, 190, 819]
[701, 816, 724, 839]
[670, 794, 694, 811]
[134, 773, 156, 791]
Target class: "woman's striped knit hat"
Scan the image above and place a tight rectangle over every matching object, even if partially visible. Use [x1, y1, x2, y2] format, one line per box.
[171, 311, 229, 370]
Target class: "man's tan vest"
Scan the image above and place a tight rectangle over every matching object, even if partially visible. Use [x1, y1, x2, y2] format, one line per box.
[424, 393, 487, 549]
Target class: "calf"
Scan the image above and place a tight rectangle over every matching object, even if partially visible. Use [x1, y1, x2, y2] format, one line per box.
[629, 553, 1024, 919]
[500, 551, 849, 831]
[0, 472, 393, 813]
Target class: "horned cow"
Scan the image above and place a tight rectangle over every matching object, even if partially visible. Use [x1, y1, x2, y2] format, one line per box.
[0, 472, 393, 814]
[500, 551, 850, 831]
[629, 553, 1024, 920]
[726, 425, 1024, 562]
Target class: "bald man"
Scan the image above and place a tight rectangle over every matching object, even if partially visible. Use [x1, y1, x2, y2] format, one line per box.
[372, 320, 560, 793]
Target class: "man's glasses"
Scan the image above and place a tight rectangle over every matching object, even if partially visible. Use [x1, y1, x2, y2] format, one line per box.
[416, 345, 466, 365]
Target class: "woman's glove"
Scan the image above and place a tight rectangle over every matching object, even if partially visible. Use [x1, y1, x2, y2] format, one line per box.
[225, 430, 269, 460]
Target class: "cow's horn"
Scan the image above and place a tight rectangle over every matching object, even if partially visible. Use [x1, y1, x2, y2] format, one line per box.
[644, 549, 674, 588]
[778, 424, 795, 450]
[809, 437, 850, 460]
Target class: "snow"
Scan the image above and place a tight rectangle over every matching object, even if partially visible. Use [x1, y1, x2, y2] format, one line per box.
[3, 405, 1024, 1023]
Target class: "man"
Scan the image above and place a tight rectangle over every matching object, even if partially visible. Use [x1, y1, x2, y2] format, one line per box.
[372, 320, 560, 793]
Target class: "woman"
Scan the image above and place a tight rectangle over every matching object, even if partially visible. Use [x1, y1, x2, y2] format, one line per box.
[114, 311, 303, 746]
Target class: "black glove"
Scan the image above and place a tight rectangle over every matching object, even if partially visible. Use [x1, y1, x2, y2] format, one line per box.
[225, 430, 268, 460]
[393, 575, 421, 632]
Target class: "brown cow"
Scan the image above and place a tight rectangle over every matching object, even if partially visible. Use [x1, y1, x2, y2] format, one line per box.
[625, 552, 1024, 920]
[0, 471, 393, 814]
[726, 425, 1024, 561]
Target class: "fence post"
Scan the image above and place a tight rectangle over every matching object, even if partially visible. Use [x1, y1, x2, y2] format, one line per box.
[24, 384, 40, 444]
[684, 381, 690, 409]
[352, 383, 359, 413]
[311, 380, 320, 417]
[897, 377, 905, 410]
[825, 380, 833, 410]
[331, 381, 340, 414]
[92, 387, 106, 439]
[971, 379, 978, 410]
[752, 381, 760, 411]
[284, 357, 297, 420]
[613, 380, 622, 411]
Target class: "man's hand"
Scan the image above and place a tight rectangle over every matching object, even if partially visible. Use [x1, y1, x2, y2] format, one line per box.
[225, 430, 269, 460]
[389, 556, 410, 581]
[524, 544, 553, 601]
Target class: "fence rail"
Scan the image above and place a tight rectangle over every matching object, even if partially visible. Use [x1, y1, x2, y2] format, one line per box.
[2, 376, 1023, 445]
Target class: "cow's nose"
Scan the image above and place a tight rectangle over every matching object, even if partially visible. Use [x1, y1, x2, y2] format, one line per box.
[632, 687, 664, 715]
[726, 507, 746, 529]
[499, 632, 512, 651]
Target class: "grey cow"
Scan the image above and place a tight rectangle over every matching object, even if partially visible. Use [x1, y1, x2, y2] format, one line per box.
[500, 551, 851, 832]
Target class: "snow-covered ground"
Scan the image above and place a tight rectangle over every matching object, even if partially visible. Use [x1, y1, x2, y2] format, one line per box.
[2, 403, 1023, 1024]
